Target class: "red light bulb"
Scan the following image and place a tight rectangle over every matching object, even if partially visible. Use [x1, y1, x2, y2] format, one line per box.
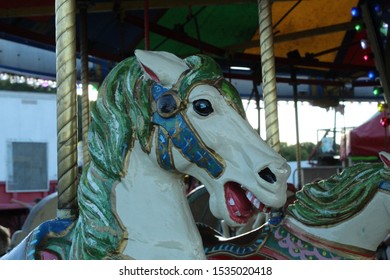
[380, 117, 390, 127]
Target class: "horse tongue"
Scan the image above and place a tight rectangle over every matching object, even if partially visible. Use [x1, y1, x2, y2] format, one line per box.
[225, 182, 253, 218]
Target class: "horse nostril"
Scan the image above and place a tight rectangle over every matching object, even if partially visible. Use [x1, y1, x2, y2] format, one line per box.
[258, 167, 277, 184]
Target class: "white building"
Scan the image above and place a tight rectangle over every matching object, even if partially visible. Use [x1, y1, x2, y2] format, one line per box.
[0, 91, 57, 192]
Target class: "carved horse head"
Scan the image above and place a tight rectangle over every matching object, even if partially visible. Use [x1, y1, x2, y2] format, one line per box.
[134, 50, 291, 226]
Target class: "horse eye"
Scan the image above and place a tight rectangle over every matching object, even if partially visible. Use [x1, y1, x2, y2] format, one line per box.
[193, 99, 213, 116]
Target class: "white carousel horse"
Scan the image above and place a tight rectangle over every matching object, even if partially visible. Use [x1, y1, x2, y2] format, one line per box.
[200, 151, 390, 260]
[1, 50, 290, 260]
[9, 193, 57, 249]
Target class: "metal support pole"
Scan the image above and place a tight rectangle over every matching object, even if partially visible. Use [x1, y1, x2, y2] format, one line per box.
[258, 0, 281, 153]
[361, 3, 390, 104]
[79, 3, 90, 166]
[291, 67, 302, 188]
[56, 0, 78, 220]
[253, 81, 262, 136]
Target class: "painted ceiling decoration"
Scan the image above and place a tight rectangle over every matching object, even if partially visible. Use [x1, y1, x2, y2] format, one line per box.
[0, 0, 388, 103]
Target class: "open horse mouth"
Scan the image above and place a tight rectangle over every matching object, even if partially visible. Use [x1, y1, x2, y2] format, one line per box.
[224, 167, 277, 224]
[224, 182, 271, 224]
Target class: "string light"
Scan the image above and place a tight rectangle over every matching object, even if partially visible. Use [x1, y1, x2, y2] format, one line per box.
[0, 73, 9, 80]
[355, 23, 363, 31]
[0, 71, 57, 89]
[351, 7, 360, 17]
[351, 6, 364, 32]
[374, 4, 382, 15]
[368, 70, 377, 80]
[380, 116, 390, 127]
[378, 102, 388, 112]
[373, 86, 384, 96]
[360, 39, 369, 49]
[0, 72, 99, 100]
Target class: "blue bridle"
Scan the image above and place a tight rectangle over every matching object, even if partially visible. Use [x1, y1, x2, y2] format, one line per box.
[151, 83, 224, 178]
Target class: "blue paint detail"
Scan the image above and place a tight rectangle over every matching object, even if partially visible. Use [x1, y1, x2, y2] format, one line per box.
[25, 219, 73, 259]
[379, 181, 390, 192]
[30, 239, 38, 245]
[157, 128, 174, 170]
[152, 84, 169, 100]
[153, 111, 224, 178]
[269, 213, 284, 226]
[36, 219, 72, 239]
[151, 80, 224, 178]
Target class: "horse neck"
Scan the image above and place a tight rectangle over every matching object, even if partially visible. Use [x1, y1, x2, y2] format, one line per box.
[114, 141, 206, 260]
[286, 191, 390, 252]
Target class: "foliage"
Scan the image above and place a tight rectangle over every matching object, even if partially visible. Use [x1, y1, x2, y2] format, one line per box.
[280, 142, 316, 162]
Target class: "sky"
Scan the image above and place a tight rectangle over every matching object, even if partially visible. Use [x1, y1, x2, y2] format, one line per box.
[242, 100, 380, 146]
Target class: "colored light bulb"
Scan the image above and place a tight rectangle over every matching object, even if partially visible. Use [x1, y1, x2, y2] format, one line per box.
[360, 39, 368, 49]
[351, 7, 360, 17]
[373, 87, 384, 96]
[380, 117, 390, 127]
[378, 103, 388, 112]
[374, 4, 381, 14]
[368, 70, 378, 80]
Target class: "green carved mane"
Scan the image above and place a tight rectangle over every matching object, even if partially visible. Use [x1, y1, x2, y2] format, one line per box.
[69, 57, 147, 259]
[287, 162, 390, 226]
[54, 54, 245, 259]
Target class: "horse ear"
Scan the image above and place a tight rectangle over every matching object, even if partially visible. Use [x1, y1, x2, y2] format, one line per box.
[379, 151, 390, 168]
[134, 50, 189, 87]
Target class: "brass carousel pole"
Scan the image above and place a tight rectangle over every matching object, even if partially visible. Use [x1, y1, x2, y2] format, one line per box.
[258, 0, 281, 153]
[55, 0, 78, 220]
[79, 3, 90, 166]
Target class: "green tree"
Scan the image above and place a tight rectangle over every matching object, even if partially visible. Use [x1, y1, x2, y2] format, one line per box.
[280, 142, 316, 161]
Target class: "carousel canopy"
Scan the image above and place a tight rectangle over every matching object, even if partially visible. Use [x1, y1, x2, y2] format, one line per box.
[0, 0, 389, 103]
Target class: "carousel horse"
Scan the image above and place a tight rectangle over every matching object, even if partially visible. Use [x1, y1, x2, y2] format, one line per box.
[1, 50, 290, 260]
[200, 151, 390, 260]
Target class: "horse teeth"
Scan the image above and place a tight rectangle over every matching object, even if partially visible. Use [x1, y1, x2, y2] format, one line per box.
[253, 198, 260, 209]
[229, 198, 235, 206]
[245, 190, 270, 212]
[245, 191, 253, 200]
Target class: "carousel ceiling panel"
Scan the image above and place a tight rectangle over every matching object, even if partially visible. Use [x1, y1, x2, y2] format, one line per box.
[0, 0, 388, 102]
[266, 0, 358, 63]
[143, 4, 259, 56]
